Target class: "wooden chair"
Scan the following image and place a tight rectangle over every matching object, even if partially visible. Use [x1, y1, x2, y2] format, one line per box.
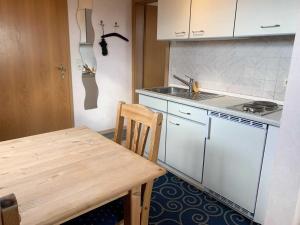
[114, 101, 163, 225]
[0, 194, 21, 225]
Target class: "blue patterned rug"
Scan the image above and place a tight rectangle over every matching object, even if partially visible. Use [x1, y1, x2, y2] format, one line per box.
[64, 172, 253, 225]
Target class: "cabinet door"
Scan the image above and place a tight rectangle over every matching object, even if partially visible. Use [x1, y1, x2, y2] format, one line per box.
[157, 0, 191, 40]
[166, 115, 206, 182]
[190, 0, 236, 39]
[203, 116, 266, 213]
[254, 126, 279, 224]
[235, 0, 298, 37]
[145, 110, 167, 162]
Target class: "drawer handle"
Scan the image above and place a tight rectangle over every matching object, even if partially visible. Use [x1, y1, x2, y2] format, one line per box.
[260, 24, 280, 29]
[179, 110, 191, 115]
[169, 121, 180, 126]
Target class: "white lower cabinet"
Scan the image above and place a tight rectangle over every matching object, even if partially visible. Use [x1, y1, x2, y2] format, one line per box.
[138, 93, 277, 220]
[166, 115, 206, 182]
[145, 109, 167, 162]
[203, 113, 267, 213]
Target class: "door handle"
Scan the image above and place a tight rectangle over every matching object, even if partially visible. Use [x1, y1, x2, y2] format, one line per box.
[57, 64, 66, 72]
[56, 64, 66, 79]
[207, 117, 212, 140]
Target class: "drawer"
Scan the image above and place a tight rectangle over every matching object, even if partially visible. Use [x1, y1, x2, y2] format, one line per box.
[168, 101, 208, 124]
[139, 95, 168, 112]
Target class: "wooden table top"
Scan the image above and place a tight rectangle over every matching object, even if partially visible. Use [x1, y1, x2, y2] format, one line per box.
[0, 127, 166, 225]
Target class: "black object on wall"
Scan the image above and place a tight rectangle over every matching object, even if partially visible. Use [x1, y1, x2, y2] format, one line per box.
[99, 38, 108, 56]
[99, 21, 129, 56]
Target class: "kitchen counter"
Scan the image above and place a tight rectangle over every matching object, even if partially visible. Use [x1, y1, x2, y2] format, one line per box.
[136, 89, 282, 127]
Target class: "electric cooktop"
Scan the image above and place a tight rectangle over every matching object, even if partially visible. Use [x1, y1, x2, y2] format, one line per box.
[228, 101, 283, 116]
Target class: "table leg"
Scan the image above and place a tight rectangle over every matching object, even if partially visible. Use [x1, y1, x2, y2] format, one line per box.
[124, 186, 141, 225]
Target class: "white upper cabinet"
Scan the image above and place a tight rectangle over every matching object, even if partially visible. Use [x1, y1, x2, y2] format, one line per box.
[157, 0, 191, 40]
[235, 0, 298, 37]
[190, 0, 237, 39]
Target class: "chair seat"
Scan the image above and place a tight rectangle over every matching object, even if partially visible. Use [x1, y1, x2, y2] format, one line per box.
[64, 198, 124, 225]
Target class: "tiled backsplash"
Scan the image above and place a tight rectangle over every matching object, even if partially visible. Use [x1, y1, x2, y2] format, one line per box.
[169, 36, 294, 101]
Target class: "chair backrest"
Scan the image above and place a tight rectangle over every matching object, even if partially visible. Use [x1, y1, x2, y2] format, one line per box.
[114, 102, 163, 162]
[0, 194, 20, 225]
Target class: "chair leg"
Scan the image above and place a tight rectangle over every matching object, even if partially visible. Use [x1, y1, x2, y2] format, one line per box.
[141, 181, 154, 225]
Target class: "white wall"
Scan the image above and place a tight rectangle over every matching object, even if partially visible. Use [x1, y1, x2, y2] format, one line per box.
[169, 37, 294, 101]
[264, 18, 300, 225]
[68, 0, 132, 131]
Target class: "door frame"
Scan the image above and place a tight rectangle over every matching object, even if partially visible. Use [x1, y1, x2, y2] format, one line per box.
[132, 0, 170, 103]
[65, 0, 75, 126]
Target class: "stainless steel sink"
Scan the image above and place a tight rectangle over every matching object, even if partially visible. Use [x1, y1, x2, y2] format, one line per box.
[145, 87, 222, 101]
[146, 87, 188, 95]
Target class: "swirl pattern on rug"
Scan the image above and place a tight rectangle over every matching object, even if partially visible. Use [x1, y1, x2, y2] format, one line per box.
[64, 172, 253, 225]
[149, 172, 252, 225]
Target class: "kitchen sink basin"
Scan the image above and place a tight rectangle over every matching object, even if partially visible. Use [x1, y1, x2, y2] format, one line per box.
[145, 87, 222, 101]
[147, 87, 188, 95]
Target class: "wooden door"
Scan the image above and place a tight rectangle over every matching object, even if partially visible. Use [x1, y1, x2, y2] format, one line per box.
[190, 0, 236, 39]
[143, 5, 169, 89]
[157, 0, 191, 40]
[0, 0, 73, 141]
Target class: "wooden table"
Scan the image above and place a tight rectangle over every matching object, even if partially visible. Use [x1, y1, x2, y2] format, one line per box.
[0, 127, 166, 225]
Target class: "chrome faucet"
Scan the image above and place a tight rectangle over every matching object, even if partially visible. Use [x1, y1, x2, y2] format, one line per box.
[173, 75, 194, 93]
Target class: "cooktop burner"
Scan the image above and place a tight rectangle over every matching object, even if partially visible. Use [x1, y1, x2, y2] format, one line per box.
[243, 104, 265, 113]
[229, 101, 283, 116]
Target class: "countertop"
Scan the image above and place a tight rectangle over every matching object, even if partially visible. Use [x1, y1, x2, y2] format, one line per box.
[136, 89, 282, 127]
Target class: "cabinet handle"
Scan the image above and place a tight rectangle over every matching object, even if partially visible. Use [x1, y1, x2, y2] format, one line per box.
[207, 117, 212, 140]
[175, 32, 186, 35]
[169, 121, 180, 126]
[192, 30, 205, 35]
[260, 24, 280, 29]
[179, 110, 191, 115]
